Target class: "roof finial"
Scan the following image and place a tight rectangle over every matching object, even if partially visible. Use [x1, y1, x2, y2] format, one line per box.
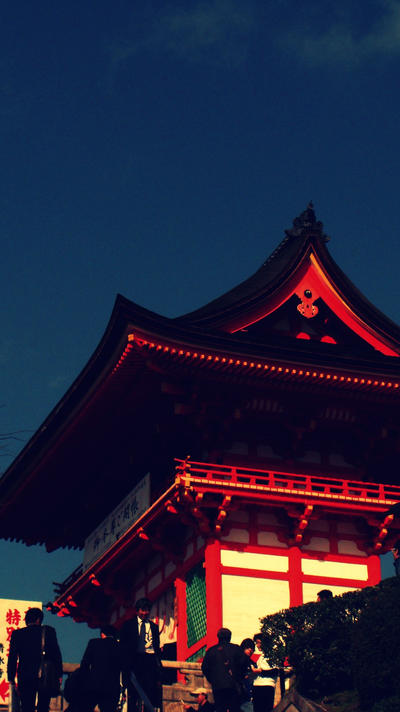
[285, 202, 329, 242]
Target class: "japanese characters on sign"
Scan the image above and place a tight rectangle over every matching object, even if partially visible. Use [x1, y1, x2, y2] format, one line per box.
[83, 473, 150, 571]
[0, 599, 42, 703]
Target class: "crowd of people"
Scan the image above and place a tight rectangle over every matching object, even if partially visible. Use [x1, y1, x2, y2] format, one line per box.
[7, 599, 282, 712]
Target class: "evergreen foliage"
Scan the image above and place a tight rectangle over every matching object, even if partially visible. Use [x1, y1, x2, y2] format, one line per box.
[259, 577, 400, 710]
[352, 578, 400, 709]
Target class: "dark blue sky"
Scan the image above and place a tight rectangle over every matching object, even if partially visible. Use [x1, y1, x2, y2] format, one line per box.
[1, 0, 400, 660]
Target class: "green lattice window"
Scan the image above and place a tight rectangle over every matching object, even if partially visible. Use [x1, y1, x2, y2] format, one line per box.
[187, 645, 206, 663]
[186, 561, 206, 648]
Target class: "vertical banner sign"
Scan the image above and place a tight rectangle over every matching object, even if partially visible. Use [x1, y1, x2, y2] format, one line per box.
[83, 473, 150, 571]
[0, 599, 42, 704]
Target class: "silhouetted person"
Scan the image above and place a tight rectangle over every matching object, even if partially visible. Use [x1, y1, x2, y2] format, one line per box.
[317, 589, 333, 602]
[79, 626, 122, 712]
[239, 639, 256, 712]
[202, 628, 247, 712]
[7, 607, 62, 712]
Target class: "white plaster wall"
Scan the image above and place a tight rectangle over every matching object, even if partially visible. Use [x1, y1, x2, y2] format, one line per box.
[257, 531, 288, 548]
[301, 537, 330, 552]
[221, 528, 250, 543]
[337, 540, 367, 556]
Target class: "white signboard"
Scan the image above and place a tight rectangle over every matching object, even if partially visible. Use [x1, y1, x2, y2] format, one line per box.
[0, 599, 42, 704]
[83, 473, 150, 571]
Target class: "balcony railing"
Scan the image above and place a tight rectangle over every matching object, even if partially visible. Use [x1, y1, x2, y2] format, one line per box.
[175, 458, 400, 507]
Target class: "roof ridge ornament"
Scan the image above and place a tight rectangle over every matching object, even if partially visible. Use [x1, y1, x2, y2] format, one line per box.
[285, 202, 329, 242]
[263, 202, 329, 267]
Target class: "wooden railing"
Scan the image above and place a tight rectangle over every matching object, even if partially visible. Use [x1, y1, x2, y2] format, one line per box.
[175, 458, 400, 508]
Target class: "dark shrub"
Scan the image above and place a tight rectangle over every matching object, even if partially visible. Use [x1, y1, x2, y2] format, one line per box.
[371, 697, 400, 712]
[260, 579, 400, 703]
[352, 578, 400, 710]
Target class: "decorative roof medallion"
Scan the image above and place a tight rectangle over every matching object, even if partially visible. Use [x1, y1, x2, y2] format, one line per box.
[297, 288, 319, 318]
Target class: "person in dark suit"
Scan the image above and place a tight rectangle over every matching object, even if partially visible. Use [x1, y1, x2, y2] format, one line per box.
[78, 626, 122, 712]
[7, 607, 63, 712]
[202, 628, 247, 712]
[120, 597, 162, 712]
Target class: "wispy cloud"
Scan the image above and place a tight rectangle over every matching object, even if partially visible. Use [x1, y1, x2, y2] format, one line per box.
[283, 0, 400, 66]
[109, 0, 255, 73]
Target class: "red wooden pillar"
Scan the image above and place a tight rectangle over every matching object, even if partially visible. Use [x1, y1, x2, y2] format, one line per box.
[204, 538, 222, 648]
[175, 576, 187, 663]
[288, 545, 302, 607]
[368, 553, 381, 586]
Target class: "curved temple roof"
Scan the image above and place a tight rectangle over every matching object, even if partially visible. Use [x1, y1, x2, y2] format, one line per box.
[1, 204, 400, 550]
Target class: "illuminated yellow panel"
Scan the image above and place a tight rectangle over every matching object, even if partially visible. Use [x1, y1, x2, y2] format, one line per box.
[301, 559, 368, 580]
[302, 582, 359, 603]
[222, 575, 290, 643]
[221, 550, 289, 572]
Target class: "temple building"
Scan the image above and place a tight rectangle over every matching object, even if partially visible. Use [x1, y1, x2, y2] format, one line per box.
[1, 204, 400, 663]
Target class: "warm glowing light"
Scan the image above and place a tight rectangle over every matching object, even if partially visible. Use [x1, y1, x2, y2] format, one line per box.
[296, 332, 311, 340]
[118, 333, 398, 396]
[89, 574, 101, 587]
